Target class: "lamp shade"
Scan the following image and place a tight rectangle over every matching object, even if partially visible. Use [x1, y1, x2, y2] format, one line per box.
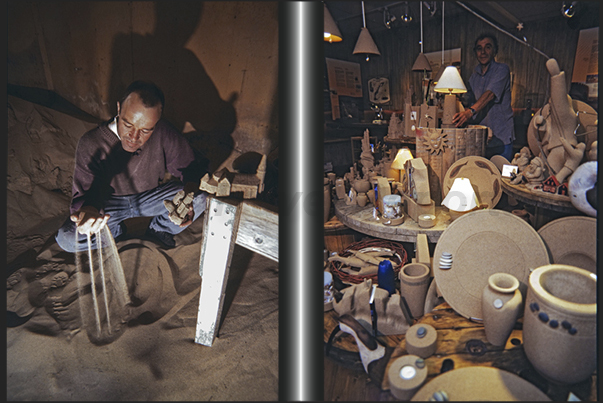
[442, 177, 478, 211]
[434, 66, 466, 94]
[324, 4, 342, 42]
[391, 148, 414, 170]
[353, 27, 381, 56]
[411, 53, 432, 72]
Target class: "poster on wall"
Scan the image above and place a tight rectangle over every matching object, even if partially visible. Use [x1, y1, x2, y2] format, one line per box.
[571, 27, 598, 100]
[326, 58, 363, 120]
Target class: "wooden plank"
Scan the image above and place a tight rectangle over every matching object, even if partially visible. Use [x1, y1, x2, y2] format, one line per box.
[195, 197, 240, 346]
[235, 202, 278, 262]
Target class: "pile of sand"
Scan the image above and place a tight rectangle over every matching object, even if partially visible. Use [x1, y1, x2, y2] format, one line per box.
[6, 97, 279, 401]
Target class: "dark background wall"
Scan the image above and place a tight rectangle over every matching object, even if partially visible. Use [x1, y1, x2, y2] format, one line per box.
[8, 1, 279, 173]
[324, 1, 599, 113]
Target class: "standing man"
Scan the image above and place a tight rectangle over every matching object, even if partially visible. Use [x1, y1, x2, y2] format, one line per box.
[56, 80, 208, 252]
[453, 33, 515, 160]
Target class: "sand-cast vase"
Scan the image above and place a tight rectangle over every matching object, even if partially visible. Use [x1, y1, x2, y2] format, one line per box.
[353, 178, 371, 194]
[399, 263, 430, 319]
[482, 273, 523, 346]
[357, 193, 368, 207]
[523, 264, 596, 384]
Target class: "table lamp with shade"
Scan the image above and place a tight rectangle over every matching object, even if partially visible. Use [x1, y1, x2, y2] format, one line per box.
[434, 66, 467, 128]
[390, 147, 414, 192]
[441, 177, 479, 220]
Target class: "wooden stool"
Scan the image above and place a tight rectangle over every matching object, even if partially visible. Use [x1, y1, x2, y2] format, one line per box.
[195, 196, 278, 346]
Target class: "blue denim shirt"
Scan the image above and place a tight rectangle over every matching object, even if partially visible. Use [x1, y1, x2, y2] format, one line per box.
[468, 60, 515, 146]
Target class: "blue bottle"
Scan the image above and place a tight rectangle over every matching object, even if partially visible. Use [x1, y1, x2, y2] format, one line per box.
[378, 260, 396, 295]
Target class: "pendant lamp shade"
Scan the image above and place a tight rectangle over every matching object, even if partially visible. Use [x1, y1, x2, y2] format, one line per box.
[324, 4, 342, 42]
[353, 27, 381, 56]
[411, 53, 432, 72]
[432, 64, 448, 85]
[434, 66, 467, 94]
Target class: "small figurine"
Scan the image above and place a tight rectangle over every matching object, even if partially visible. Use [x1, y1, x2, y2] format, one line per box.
[511, 146, 531, 173]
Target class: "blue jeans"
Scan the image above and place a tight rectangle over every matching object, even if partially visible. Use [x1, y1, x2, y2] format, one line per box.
[486, 138, 514, 161]
[56, 181, 207, 253]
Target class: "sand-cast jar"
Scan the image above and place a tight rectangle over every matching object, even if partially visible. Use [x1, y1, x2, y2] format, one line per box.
[399, 263, 430, 319]
[482, 273, 523, 346]
[523, 264, 596, 384]
[356, 193, 368, 207]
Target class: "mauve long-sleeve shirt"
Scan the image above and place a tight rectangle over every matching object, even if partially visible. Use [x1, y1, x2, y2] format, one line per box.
[70, 119, 204, 215]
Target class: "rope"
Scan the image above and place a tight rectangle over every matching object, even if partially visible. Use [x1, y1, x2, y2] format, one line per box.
[328, 238, 408, 284]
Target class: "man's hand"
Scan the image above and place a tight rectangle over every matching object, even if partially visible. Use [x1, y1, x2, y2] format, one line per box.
[164, 190, 195, 227]
[179, 205, 194, 228]
[70, 205, 110, 235]
[452, 109, 473, 127]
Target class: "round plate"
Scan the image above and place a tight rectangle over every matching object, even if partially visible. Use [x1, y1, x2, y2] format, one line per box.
[538, 216, 596, 273]
[410, 367, 551, 401]
[433, 209, 550, 321]
[443, 156, 502, 209]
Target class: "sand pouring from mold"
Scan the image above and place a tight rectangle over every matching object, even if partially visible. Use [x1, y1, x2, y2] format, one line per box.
[74, 224, 130, 344]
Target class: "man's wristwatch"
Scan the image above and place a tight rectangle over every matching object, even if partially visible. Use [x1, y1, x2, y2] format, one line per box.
[469, 107, 476, 116]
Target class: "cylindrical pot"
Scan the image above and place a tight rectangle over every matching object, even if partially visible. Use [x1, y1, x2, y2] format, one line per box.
[323, 178, 331, 223]
[399, 263, 431, 319]
[382, 194, 403, 220]
[387, 355, 428, 400]
[482, 273, 523, 346]
[523, 264, 596, 384]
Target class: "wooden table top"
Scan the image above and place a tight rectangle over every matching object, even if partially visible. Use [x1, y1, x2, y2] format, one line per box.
[324, 302, 597, 401]
[500, 178, 580, 214]
[333, 199, 450, 243]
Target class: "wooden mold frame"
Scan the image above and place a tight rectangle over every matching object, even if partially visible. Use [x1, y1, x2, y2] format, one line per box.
[195, 196, 278, 346]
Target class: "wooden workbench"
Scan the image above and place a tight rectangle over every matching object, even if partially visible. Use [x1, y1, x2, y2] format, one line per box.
[324, 302, 597, 401]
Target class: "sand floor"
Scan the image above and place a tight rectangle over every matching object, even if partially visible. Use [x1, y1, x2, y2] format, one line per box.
[7, 96, 279, 401]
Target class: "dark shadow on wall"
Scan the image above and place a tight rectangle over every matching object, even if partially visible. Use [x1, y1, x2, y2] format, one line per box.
[108, 1, 236, 173]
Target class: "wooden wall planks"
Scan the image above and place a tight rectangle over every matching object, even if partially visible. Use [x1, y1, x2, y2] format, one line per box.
[325, 7, 586, 112]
